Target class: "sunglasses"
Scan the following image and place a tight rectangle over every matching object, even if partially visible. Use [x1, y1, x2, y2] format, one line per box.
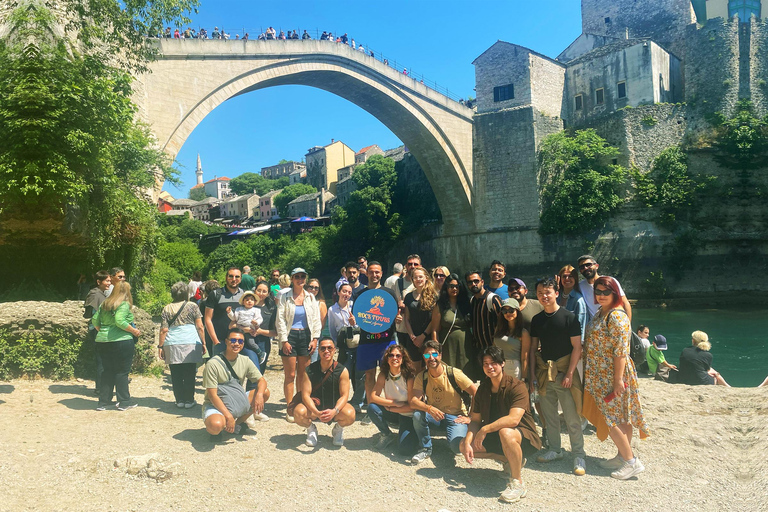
[561, 274, 574, 279]
[422, 352, 439, 360]
[579, 263, 595, 270]
[227, 275, 241, 279]
[502, 308, 517, 314]
[434, 274, 445, 279]
[294, 274, 307, 279]
[467, 279, 481, 285]
[387, 353, 402, 359]
[594, 288, 613, 296]
[447, 284, 459, 290]
[307, 286, 319, 291]
[319, 346, 334, 352]
[229, 338, 244, 344]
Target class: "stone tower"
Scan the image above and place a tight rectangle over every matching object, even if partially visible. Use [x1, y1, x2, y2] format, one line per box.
[196, 153, 203, 185]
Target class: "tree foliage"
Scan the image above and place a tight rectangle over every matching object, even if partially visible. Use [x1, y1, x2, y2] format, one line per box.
[274, 184, 317, 217]
[631, 147, 715, 228]
[188, 186, 207, 200]
[229, 172, 288, 196]
[538, 130, 629, 235]
[713, 99, 768, 169]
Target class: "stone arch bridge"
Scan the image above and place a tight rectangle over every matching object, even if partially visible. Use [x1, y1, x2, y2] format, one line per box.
[134, 39, 475, 233]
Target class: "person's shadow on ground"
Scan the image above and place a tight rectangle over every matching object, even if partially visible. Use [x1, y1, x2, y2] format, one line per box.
[0, 384, 14, 405]
[49, 384, 94, 397]
[173, 429, 216, 453]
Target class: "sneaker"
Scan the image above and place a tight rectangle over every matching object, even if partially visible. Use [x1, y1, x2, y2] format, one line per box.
[286, 413, 295, 424]
[360, 415, 372, 426]
[410, 449, 432, 465]
[499, 479, 527, 503]
[573, 457, 586, 476]
[252, 412, 269, 422]
[611, 458, 645, 480]
[536, 449, 564, 463]
[96, 404, 108, 411]
[235, 423, 254, 436]
[374, 432, 396, 451]
[116, 401, 138, 411]
[184, 401, 197, 409]
[245, 416, 259, 430]
[497, 458, 527, 480]
[332, 423, 345, 446]
[599, 454, 625, 470]
[305, 423, 318, 447]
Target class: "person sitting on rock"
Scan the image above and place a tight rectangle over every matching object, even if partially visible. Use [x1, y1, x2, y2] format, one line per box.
[293, 337, 356, 447]
[461, 346, 541, 504]
[203, 329, 270, 441]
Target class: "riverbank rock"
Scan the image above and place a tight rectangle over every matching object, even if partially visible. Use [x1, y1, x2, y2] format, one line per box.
[114, 453, 180, 482]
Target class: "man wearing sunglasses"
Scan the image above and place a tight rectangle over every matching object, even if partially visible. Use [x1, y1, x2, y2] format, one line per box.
[466, 270, 503, 381]
[409, 340, 477, 464]
[205, 267, 245, 355]
[576, 255, 631, 322]
[203, 329, 270, 441]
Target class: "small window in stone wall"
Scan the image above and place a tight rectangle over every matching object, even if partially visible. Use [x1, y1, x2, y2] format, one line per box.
[617, 82, 627, 99]
[595, 88, 605, 105]
[493, 84, 514, 102]
[575, 94, 583, 111]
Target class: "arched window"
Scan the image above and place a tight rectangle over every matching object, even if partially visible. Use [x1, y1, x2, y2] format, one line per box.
[729, 0, 761, 20]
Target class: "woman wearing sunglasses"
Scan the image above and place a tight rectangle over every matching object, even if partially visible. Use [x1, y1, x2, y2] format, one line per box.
[582, 276, 649, 480]
[305, 278, 328, 363]
[367, 344, 419, 453]
[431, 266, 450, 293]
[436, 274, 471, 371]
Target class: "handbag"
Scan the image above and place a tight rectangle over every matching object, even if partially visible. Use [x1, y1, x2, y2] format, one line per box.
[339, 308, 360, 349]
[214, 355, 252, 419]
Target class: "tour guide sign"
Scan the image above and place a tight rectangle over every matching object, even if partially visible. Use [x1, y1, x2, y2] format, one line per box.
[352, 289, 398, 334]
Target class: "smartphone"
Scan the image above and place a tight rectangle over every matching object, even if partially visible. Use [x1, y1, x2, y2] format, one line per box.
[604, 383, 628, 403]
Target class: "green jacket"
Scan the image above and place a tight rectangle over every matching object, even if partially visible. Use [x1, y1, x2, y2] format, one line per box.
[92, 301, 134, 342]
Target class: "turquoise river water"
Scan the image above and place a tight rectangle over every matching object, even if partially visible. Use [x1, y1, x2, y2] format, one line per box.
[633, 308, 766, 388]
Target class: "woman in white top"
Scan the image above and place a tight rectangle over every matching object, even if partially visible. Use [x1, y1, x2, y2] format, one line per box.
[275, 268, 321, 422]
[492, 298, 524, 378]
[367, 344, 419, 454]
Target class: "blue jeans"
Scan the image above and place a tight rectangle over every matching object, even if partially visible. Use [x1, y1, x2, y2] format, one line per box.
[367, 403, 418, 454]
[345, 348, 366, 409]
[412, 410, 468, 454]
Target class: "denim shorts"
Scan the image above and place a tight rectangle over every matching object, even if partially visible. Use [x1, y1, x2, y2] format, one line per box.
[284, 329, 311, 358]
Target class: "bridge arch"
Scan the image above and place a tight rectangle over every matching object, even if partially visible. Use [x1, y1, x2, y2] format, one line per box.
[135, 39, 475, 232]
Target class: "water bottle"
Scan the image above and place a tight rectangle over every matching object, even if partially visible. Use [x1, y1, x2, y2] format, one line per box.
[530, 381, 540, 404]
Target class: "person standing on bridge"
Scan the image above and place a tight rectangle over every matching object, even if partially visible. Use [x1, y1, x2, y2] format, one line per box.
[302, 30, 311, 40]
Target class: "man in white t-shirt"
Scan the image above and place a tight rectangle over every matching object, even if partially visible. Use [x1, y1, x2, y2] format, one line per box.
[577, 255, 632, 321]
[383, 262, 403, 290]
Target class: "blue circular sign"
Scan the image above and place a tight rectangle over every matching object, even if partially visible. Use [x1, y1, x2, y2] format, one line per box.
[352, 289, 398, 334]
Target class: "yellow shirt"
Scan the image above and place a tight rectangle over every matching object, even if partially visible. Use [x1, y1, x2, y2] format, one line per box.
[413, 366, 473, 415]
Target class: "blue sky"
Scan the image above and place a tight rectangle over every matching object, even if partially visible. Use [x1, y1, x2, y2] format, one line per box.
[165, 0, 583, 196]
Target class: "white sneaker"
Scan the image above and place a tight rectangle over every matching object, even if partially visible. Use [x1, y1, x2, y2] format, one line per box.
[305, 423, 318, 447]
[245, 416, 259, 430]
[332, 423, 344, 446]
[499, 479, 527, 503]
[611, 458, 645, 480]
[599, 454, 625, 469]
[536, 449, 564, 463]
[252, 412, 269, 422]
[285, 413, 295, 423]
[573, 456, 586, 476]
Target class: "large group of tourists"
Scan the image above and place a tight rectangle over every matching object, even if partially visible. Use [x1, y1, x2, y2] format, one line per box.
[82, 254, 743, 504]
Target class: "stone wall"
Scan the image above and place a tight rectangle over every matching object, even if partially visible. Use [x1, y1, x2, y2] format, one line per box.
[683, 17, 740, 124]
[749, 18, 768, 117]
[530, 54, 566, 118]
[473, 43, 534, 114]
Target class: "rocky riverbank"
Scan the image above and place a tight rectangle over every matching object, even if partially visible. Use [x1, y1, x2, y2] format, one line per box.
[0, 356, 765, 511]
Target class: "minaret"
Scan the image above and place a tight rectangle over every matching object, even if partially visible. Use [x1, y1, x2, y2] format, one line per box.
[196, 154, 203, 185]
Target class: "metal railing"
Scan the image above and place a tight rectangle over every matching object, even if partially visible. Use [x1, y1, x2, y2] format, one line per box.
[150, 27, 470, 104]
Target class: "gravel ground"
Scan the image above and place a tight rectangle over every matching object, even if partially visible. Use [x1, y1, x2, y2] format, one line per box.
[0, 345, 765, 512]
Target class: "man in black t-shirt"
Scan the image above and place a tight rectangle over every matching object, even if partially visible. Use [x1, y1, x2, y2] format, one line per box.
[205, 267, 244, 355]
[466, 270, 502, 381]
[528, 277, 586, 476]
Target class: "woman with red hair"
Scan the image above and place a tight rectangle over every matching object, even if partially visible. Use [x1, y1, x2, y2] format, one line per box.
[582, 276, 649, 480]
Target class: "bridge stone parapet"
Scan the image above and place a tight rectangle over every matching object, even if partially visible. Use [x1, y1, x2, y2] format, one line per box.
[135, 38, 475, 233]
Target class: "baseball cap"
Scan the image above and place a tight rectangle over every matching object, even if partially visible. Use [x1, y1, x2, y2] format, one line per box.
[509, 278, 526, 289]
[653, 334, 667, 350]
[501, 298, 520, 310]
[291, 267, 307, 277]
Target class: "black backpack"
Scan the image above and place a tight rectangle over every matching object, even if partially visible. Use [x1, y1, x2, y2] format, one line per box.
[422, 363, 473, 413]
[630, 331, 649, 374]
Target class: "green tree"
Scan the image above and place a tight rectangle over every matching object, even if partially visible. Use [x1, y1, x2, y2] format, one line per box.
[189, 187, 207, 201]
[274, 184, 317, 217]
[230, 172, 290, 196]
[157, 240, 204, 279]
[714, 99, 768, 168]
[538, 130, 629, 235]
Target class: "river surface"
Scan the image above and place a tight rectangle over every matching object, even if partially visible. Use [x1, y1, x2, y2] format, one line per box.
[633, 308, 766, 388]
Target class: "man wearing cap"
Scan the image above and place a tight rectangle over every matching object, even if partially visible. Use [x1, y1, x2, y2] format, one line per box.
[205, 266, 244, 355]
[203, 329, 270, 441]
[646, 334, 676, 379]
[577, 255, 632, 322]
[466, 270, 503, 381]
[508, 278, 543, 378]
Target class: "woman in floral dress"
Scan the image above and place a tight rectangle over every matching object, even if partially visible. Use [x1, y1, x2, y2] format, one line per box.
[583, 276, 649, 480]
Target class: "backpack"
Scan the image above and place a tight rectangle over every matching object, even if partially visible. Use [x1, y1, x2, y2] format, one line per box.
[629, 331, 649, 373]
[422, 363, 473, 413]
[484, 291, 499, 313]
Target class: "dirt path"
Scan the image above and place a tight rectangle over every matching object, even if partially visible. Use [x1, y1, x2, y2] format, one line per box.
[0, 351, 765, 512]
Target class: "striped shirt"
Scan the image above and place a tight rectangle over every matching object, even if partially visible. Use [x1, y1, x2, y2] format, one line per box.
[470, 291, 502, 349]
